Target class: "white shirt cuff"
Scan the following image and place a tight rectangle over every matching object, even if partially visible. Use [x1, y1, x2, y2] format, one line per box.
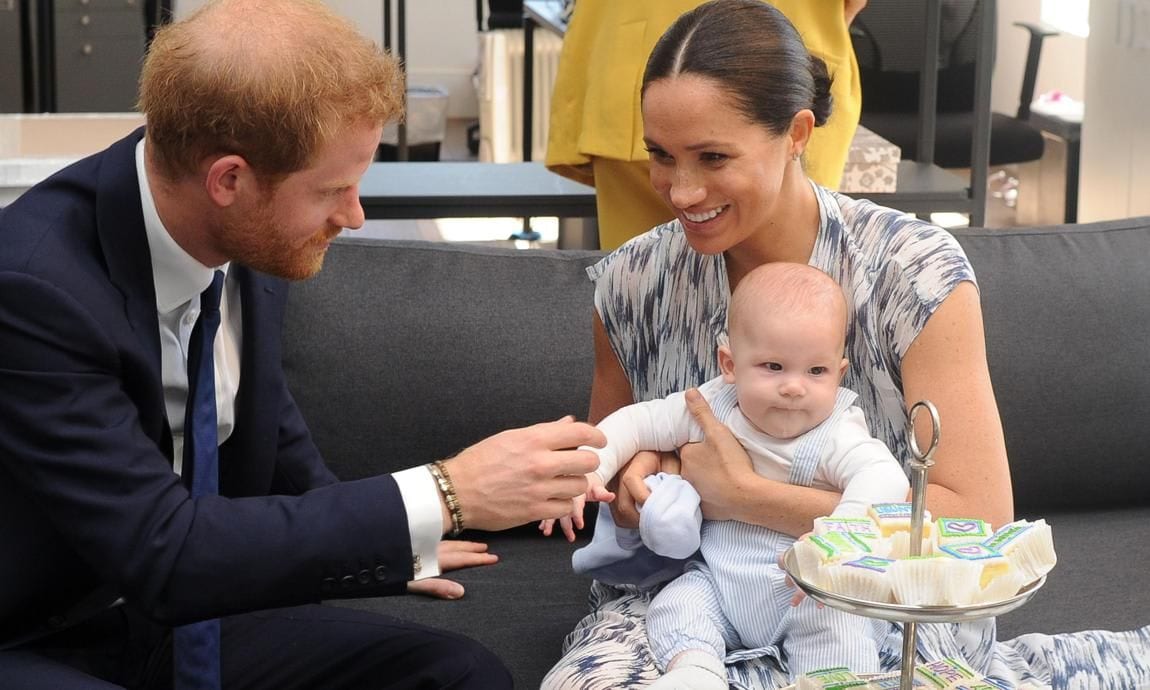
[392, 465, 443, 580]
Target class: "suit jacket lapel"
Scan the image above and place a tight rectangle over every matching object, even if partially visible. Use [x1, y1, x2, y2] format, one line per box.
[220, 267, 284, 493]
[93, 128, 172, 457]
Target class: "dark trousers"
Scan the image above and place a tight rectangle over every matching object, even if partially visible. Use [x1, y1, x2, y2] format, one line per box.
[0, 603, 512, 689]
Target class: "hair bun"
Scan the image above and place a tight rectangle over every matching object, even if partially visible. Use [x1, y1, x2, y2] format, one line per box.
[808, 54, 833, 127]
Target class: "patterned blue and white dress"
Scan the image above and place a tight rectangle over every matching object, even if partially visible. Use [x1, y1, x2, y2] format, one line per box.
[541, 184, 1150, 690]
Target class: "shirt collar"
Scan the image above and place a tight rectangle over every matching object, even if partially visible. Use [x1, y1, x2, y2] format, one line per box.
[136, 138, 229, 314]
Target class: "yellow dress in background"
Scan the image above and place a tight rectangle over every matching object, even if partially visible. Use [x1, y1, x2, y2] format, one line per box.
[545, 1, 862, 249]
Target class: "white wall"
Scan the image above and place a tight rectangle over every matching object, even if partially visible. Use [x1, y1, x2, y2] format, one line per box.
[992, 0, 1087, 116]
[173, 0, 480, 118]
[1079, 0, 1150, 221]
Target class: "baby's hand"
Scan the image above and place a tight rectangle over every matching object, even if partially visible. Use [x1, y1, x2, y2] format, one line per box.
[584, 471, 616, 504]
[538, 473, 617, 542]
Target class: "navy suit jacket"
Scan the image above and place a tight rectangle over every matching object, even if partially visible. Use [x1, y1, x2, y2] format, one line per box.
[0, 130, 413, 645]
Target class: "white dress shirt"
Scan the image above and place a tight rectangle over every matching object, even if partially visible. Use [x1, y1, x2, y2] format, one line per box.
[135, 140, 443, 578]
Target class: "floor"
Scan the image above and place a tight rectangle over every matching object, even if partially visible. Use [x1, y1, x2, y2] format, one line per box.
[354, 119, 1058, 251]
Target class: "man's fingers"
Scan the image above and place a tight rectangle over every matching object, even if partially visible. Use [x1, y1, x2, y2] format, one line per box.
[535, 418, 608, 450]
[407, 577, 465, 600]
[437, 540, 498, 572]
[544, 449, 602, 478]
[543, 473, 600, 501]
[444, 540, 490, 553]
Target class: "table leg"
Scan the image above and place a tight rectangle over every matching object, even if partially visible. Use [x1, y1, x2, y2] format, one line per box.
[513, 15, 541, 240]
[1065, 136, 1080, 223]
[522, 15, 535, 163]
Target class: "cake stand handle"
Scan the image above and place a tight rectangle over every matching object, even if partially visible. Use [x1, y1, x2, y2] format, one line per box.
[900, 400, 941, 689]
[907, 400, 939, 556]
[900, 621, 918, 688]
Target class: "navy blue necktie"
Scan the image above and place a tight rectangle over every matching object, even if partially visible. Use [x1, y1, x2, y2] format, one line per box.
[173, 270, 224, 690]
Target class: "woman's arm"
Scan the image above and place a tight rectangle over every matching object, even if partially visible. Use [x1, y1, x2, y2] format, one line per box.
[589, 311, 668, 528]
[588, 311, 635, 425]
[678, 391, 842, 537]
[900, 281, 1013, 527]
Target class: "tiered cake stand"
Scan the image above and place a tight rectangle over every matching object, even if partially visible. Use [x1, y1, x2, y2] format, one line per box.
[781, 401, 1046, 690]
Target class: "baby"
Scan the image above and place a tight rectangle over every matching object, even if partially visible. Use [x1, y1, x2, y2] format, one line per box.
[546, 262, 909, 688]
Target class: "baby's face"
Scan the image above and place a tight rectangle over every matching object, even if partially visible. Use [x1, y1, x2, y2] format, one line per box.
[722, 311, 846, 439]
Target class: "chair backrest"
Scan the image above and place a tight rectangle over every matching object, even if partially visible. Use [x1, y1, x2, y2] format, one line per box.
[852, 0, 982, 114]
[481, 0, 524, 30]
[850, 0, 995, 226]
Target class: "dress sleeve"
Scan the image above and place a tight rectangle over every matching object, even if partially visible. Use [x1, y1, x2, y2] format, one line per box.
[586, 230, 670, 396]
[877, 219, 978, 363]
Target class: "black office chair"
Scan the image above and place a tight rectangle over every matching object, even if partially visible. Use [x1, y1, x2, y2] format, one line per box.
[851, 0, 1059, 223]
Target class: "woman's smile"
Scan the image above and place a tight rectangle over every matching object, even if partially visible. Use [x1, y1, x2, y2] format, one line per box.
[682, 205, 729, 224]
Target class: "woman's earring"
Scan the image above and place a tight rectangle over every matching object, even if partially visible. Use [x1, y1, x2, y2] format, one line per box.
[792, 151, 801, 162]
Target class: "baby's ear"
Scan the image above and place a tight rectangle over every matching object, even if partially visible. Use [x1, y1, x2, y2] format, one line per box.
[837, 357, 849, 380]
[718, 344, 737, 384]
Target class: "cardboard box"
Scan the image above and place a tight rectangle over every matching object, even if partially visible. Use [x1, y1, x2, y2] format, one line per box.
[0, 113, 145, 158]
[841, 125, 901, 193]
[0, 113, 145, 207]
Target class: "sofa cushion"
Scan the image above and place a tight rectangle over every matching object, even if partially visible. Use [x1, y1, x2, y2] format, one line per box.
[332, 530, 597, 690]
[953, 218, 1150, 514]
[283, 238, 603, 480]
[996, 505, 1150, 638]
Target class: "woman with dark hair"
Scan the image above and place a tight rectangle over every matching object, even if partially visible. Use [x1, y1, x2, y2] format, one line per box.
[545, 0, 865, 251]
[542, 1, 1150, 688]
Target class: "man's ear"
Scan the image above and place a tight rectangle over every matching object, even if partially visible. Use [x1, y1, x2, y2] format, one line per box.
[204, 154, 252, 208]
[718, 344, 737, 384]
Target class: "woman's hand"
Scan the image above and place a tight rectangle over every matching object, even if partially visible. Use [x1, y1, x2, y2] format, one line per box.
[677, 389, 757, 522]
[607, 450, 663, 528]
[406, 540, 498, 600]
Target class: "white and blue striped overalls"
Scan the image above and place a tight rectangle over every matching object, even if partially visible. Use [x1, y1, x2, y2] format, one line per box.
[644, 386, 889, 677]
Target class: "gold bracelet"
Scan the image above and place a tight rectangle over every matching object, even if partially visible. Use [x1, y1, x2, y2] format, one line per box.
[428, 461, 464, 537]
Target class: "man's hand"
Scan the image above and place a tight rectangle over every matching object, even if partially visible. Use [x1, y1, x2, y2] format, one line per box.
[678, 388, 755, 522]
[443, 416, 606, 532]
[406, 540, 498, 599]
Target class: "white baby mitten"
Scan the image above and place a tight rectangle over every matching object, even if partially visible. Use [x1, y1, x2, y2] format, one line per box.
[638, 472, 703, 560]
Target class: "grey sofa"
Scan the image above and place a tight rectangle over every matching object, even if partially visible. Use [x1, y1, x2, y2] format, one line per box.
[282, 218, 1150, 689]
